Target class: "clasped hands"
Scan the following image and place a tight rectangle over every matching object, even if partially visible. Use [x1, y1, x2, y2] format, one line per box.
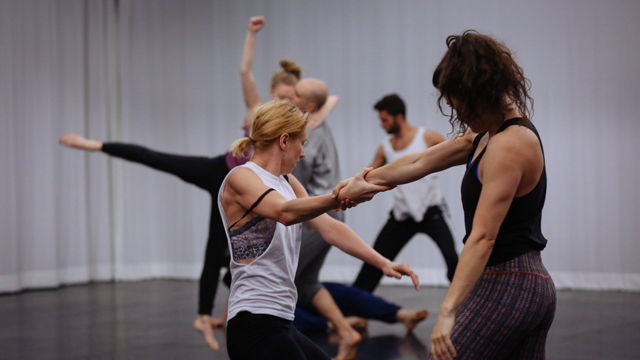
[331, 167, 395, 211]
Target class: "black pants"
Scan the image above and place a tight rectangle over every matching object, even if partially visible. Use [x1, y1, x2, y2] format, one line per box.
[193, 155, 231, 315]
[100, 143, 233, 316]
[227, 311, 330, 360]
[353, 205, 459, 292]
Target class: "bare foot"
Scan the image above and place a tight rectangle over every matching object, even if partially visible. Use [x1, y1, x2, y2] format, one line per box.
[327, 316, 368, 333]
[58, 133, 102, 151]
[193, 315, 220, 351]
[333, 326, 361, 360]
[396, 308, 429, 332]
[210, 314, 226, 328]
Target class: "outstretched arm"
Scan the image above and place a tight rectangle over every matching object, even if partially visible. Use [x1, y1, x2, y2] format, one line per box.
[287, 173, 418, 290]
[332, 130, 476, 203]
[306, 213, 420, 290]
[240, 16, 265, 125]
[365, 130, 475, 186]
[225, 167, 391, 228]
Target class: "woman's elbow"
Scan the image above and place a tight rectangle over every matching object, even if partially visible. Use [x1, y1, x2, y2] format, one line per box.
[277, 212, 298, 226]
[467, 233, 496, 253]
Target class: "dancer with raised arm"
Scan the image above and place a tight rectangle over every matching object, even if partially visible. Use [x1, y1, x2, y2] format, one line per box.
[241, 17, 361, 359]
[335, 30, 556, 360]
[58, 15, 339, 352]
[220, 99, 419, 360]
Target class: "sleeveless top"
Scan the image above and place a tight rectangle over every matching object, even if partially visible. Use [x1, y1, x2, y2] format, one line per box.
[217, 162, 302, 321]
[382, 127, 444, 222]
[461, 118, 547, 267]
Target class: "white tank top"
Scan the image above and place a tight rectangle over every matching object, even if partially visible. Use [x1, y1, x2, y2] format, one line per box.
[217, 161, 302, 321]
[382, 127, 444, 222]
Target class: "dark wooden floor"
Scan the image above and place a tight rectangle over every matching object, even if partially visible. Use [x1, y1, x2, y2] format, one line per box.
[1, 280, 639, 359]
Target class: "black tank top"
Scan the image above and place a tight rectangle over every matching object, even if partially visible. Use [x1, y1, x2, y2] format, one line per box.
[461, 118, 547, 266]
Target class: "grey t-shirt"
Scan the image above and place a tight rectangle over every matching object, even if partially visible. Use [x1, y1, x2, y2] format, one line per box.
[292, 121, 341, 197]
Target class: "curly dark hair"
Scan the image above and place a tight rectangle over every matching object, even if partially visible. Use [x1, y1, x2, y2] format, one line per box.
[373, 94, 406, 117]
[432, 30, 533, 135]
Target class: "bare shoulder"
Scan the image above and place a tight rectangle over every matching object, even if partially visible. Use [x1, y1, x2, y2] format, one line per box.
[285, 173, 309, 198]
[226, 167, 263, 192]
[486, 125, 542, 163]
[424, 129, 446, 147]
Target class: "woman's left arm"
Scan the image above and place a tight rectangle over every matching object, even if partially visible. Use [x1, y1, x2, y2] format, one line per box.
[429, 133, 528, 360]
[286, 174, 419, 290]
[307, 214, 420, 290]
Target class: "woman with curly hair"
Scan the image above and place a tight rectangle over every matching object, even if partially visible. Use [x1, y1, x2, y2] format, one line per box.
[335, 30, 556, 360]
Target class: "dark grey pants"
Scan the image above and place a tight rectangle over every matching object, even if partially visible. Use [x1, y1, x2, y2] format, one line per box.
[295, 210, 344, 305]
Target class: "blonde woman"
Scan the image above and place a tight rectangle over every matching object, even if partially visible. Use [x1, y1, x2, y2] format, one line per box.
[219, 100, 419, 360]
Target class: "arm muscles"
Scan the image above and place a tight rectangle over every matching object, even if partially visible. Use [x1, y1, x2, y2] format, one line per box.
[366, 130, 476, 186]
[226, 170, 340, 226]
[240, 31, 262, 112]
[424, 130, 446, 148]
[305, 215, 388, 270]
[439, 138, 524, 314]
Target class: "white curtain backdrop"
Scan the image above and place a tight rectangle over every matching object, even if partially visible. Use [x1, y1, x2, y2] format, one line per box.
[2, 0, 639, 293]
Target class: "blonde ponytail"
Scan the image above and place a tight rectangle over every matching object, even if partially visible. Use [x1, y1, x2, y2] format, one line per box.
[230, 137, 254, 157]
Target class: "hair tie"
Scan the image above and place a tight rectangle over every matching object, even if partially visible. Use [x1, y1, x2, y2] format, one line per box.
[249, 136, 255, 143]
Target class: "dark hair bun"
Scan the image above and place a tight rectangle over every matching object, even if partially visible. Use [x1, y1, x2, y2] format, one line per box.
[279, 58, 301, 79]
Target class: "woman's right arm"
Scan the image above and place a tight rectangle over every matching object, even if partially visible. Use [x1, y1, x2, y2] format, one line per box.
[226, 168, 386, 226]
[365, 129, 475, 186]
[332, 129, 476, 204]
[240, 16, 265, 122]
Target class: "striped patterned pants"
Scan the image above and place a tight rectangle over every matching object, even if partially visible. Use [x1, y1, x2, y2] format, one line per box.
[428, 251, 556, 360]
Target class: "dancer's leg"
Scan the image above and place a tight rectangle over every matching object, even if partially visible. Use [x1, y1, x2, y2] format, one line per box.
[194, 211, 227, 351]
[311, 287, 361, 360]
[420, 205, 459, 282]
[295, 212, 360, 360]
[352, 214, 418, 292]
[194, 155, 231, 350]
[294, 306, 331, 333]
[295, 223, 334, 305]
[290, 325, 333, 360]
[227, 312, 330, 360]
[324, 282, 428, 331]
[426, 252, 556, 360]
[209, 262, 231, 328]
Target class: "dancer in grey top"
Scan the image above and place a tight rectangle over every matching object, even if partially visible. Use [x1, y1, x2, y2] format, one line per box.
[292, 78, 364, 359]
[293, 111, 345, 306]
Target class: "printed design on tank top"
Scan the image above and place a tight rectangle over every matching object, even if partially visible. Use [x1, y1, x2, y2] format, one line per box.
[228, 216, 277, 260]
